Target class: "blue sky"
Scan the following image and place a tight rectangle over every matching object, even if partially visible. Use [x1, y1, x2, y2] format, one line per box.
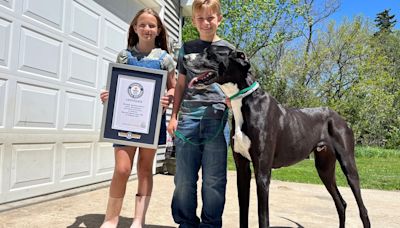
[331, 0, 399, 29]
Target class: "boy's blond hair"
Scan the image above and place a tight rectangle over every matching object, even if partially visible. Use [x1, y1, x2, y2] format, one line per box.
[192, 0, 221, 16]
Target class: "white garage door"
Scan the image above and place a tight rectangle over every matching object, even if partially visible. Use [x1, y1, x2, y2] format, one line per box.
[0, 0, 148, 204]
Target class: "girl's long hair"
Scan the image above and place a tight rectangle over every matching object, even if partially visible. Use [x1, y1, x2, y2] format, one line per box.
[127, 8, 169, 52]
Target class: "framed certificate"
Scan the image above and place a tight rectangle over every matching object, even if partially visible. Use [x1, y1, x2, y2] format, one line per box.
[100, 62, 167, 149]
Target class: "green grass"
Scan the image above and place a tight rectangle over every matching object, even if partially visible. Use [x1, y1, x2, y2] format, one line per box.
[355, 146, 400, 158]
[227, 146, 400, 191]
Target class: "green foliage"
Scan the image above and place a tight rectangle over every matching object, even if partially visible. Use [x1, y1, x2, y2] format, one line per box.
[219, 0, 303, 57]
[347, 29, 400, 148]
[267, 16, 400, 148]
[386, 125, 400, 149]
[355, 146, 400, 158]
[181, 17, 199, 42]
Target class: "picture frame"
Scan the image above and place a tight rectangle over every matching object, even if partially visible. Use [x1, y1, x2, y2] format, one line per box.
[100, 62, 167, 149]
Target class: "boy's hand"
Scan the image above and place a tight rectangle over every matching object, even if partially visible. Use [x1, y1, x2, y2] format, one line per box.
[167, 117, 178, 137]
[225, 98, 232, 108]
[100, 90, 109, 104]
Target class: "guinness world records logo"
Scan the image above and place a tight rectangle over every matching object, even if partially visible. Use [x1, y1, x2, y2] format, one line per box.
[128, 82, 144, 98]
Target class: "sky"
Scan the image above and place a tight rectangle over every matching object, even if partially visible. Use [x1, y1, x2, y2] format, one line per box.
[330, 0, 400, 29]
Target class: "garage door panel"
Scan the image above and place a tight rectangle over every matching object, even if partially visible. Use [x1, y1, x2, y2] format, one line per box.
[0, 144, 3, 194]
[14, 83, 59, 128]
[0, 79, 6, 127]
[104, 19, 126, 54]
[96, 143, 114, 175]
[0, 17, 11, 68]
[71, 0, 99, 46]
[96, 58, 113, 130]
[67, 45, 97, 88]
[10, 143, 55, 190]
[60, 143, 92, 181]
[22, 0, 64, 30]
[18, 27, 61, 79]
[0, 0, 13, 10]
[100, 58, 112, 89]
[64, 92, 95, 130]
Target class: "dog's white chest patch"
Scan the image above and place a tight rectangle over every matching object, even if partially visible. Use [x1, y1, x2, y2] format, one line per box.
[220, 83, 252, 161]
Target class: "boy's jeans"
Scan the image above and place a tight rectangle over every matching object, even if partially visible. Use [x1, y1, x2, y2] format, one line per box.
[172, 117, 228, 228]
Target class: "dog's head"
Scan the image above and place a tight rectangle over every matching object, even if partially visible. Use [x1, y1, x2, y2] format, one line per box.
[184, 45, 250, 88]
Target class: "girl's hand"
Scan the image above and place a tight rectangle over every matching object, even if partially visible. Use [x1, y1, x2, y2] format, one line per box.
[161, 95, 173, 112]
[100, 90, 109, 104]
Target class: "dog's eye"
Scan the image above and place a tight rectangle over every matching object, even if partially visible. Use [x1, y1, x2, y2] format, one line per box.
[205, 51, 216, 59]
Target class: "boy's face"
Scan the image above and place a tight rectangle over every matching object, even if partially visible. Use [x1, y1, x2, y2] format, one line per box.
[192, 8, 222, 39]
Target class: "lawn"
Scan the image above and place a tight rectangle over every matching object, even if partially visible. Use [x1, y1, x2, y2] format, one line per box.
[227, 147, 400, 191]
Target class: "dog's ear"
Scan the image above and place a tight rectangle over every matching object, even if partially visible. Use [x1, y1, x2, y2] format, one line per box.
[232, 50, 250, 70]
[236, 50, 247, 60]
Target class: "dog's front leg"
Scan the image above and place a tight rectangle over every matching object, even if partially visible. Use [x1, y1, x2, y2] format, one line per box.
[233, 151, 251, 228]
[254, 162, 272, 228]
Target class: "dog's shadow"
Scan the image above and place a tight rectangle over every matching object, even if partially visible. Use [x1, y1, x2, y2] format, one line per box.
[270, 217, 304, 228]
[67, 214, 175, 228]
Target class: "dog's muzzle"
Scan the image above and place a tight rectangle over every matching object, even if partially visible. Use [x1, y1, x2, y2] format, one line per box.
[187, 71, 216, 89]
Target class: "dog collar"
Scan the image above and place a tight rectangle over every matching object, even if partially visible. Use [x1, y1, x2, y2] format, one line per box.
[229, 82, 259, 100]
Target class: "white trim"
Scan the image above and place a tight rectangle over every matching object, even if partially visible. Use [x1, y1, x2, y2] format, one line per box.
[137, 0, 162, 9]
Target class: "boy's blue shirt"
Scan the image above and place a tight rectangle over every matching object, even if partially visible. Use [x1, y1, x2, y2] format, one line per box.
[177, 39, 235, 119]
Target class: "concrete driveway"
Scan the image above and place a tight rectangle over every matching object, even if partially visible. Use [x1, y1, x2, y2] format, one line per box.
[0, 171, 399, 227]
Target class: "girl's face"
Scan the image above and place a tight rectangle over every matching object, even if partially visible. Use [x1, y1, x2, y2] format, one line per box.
[192, 8, 222, 39]
[134, 13, 160, 43]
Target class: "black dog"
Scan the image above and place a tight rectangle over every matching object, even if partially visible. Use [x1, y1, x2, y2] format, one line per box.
[184, 45, 370, 228]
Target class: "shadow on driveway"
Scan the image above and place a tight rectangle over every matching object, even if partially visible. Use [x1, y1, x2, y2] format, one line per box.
[67, 214, 175, 228]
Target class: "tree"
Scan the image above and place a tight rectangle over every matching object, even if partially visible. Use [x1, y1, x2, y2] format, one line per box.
[298, 0, 340, 85]
[289, 0, 340, 107]
[374, 9, 397, 34]
[368, 30, 400, 148]
[219, 0, 303, 59]
[274, 16, 400, 148]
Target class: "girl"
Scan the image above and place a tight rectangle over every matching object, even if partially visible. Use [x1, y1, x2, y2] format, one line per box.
[100, 8, 176, 228]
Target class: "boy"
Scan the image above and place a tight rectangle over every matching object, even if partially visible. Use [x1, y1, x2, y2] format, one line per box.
[167, 0, 234, 227]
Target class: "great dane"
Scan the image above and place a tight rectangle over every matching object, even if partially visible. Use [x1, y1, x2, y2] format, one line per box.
[184, 45, 370, 228]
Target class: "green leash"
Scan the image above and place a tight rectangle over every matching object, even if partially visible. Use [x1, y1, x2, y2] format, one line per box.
[228, 82, 259, 100]
[174, 81, 259, 145]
